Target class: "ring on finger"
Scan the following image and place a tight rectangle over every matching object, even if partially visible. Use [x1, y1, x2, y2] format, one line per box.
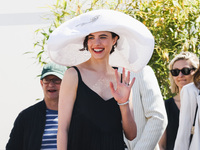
[125, 82, 129, 86]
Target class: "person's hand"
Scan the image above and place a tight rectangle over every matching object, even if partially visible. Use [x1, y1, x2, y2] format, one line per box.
[110, 68, 135, 105]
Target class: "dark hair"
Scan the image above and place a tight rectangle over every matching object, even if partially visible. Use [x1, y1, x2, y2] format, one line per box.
[80, 32, 119, 54]
[194, 64, 200, 90]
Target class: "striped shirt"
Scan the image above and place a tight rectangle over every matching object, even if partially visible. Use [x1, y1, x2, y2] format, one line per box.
[41, 109, 58, 150]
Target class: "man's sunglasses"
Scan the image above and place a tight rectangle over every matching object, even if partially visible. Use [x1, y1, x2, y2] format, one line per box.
[170, 67, 196, 76]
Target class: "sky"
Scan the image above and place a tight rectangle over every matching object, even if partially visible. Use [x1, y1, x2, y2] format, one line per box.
[0, 0, 55, 149]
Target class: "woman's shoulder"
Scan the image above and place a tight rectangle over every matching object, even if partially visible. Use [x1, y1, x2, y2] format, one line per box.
[65, 66, 78, 75]
[165, 97, 174, 102]
[164, 97, 174, 106]
[62, 66, 79, 82]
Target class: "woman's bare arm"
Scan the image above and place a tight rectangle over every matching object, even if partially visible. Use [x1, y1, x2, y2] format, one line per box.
[57, 68, 78, 150]
[110, 68, 137, 140]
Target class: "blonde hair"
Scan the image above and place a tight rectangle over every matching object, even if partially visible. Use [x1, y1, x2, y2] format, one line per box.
[169, 51, 199, 93]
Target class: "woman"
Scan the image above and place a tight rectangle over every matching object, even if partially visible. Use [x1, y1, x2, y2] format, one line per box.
[174, 61, 200, 149]
[159, 51, 199, 150]
[47, 9, 154, 150]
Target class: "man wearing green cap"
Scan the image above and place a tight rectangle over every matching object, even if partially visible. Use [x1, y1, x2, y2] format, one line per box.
[6, 62, 67, 150]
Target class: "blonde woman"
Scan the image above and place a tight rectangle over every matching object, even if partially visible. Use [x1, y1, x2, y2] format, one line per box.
[159, 51, 199, 150]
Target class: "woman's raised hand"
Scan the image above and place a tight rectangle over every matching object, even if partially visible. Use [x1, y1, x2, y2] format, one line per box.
[110, 68, 135, 105]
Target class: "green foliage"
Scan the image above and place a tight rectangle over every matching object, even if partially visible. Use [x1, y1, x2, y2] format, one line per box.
[32, 0, 200, 99]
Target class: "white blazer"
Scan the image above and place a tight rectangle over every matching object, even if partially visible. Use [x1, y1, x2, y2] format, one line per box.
[120, 66, 167, 150]
[174, 82, 200, 150]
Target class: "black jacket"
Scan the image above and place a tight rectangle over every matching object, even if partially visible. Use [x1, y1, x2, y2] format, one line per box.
[6, 100, 46, 150]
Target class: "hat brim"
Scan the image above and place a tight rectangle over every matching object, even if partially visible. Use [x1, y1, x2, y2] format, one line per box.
[48, 9, 154, 72]
[40, 72, 64, 80]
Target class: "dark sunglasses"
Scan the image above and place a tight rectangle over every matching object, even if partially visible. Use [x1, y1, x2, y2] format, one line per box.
[170, 67, 196, 76]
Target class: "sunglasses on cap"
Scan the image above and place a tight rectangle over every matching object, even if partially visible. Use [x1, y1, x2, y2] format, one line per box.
[170, 67, 196, 76]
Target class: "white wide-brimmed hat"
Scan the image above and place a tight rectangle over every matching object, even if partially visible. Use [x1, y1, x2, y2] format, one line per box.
[48, 9, 154, 72]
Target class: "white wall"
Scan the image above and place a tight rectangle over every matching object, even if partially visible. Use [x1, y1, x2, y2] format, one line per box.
[0, 0, 54, 149]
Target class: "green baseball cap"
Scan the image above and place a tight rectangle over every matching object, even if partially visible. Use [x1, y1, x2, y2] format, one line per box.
[40, 62, 67, 80]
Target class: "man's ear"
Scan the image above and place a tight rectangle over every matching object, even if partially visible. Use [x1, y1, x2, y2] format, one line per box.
[40, 80, 43, 87]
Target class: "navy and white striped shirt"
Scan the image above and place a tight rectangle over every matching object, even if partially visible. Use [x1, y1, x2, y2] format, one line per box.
[41, 109, 58, 150]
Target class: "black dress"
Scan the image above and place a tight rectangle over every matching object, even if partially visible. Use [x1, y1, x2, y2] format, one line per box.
[165, 98, 180, 150]
[67, 66, 124, 150]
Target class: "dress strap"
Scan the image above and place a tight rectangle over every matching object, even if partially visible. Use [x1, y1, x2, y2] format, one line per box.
[71, 66, 82, 81]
